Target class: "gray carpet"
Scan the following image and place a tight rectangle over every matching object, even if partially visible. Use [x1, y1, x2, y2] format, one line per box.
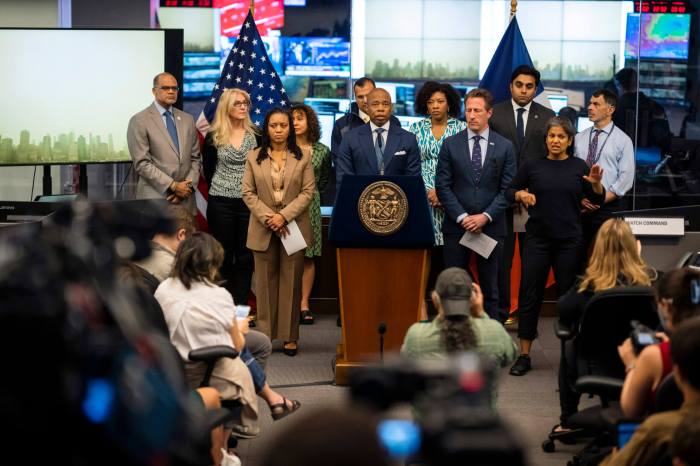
[236, 315, 596, 466]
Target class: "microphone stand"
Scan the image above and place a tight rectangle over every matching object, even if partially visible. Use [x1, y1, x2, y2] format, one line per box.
[378, 322, 387, 362]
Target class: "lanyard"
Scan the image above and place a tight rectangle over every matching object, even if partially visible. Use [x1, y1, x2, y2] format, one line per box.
[588, 123, 615, 166]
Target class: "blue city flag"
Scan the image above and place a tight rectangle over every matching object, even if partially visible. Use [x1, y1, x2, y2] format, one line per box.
[197, 10, 289, 133]
[478, 17, 543, 105]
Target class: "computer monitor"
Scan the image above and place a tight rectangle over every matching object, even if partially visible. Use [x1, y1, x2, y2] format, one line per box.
[317, 113, 336, 148]
[303, 97, 351, 115]
[547, 94, 569, 115]
[636, 146, 662, 166]
[577, 117, 594, 132]
[375, 82, 415, 104]
[396, 115, 423, 129]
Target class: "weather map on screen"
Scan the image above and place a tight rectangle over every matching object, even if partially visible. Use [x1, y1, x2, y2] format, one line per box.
[625, 13, 690, 60]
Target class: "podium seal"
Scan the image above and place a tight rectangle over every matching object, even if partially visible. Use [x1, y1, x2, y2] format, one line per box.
[358, 181, 409, 235]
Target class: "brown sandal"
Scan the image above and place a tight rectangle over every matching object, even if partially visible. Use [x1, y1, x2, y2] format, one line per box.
[270, 397, 301, 421]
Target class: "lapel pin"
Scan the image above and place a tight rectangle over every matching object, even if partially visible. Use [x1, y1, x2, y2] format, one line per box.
[534, 114, 539, 119]
[489, 142, 495, 146]
[177, 116, 181, 121]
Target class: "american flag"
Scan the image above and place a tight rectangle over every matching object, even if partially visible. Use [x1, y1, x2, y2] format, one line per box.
[195, 9, 289, 227]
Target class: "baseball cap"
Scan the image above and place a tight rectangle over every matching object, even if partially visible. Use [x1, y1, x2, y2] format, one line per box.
[434, 267, 473, 317]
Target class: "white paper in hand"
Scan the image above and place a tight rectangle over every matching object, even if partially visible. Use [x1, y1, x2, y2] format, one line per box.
[513, 208, 529, 233]
[459, 230, 498, 259]
[280, 220, 307, 256]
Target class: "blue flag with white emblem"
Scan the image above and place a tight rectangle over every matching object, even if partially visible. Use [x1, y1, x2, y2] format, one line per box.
[197, 10, 289, 132]
[478, 17, 543, 105]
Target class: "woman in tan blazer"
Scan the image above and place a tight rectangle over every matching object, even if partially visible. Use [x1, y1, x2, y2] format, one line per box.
[242, 108, 315, 356]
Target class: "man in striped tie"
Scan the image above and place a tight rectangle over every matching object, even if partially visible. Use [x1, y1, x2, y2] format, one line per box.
[127, 72, 202, 215]
[574, 89, 635, 252]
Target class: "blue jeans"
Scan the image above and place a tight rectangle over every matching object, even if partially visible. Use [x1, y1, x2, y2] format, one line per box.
[240, 347, 266, 393]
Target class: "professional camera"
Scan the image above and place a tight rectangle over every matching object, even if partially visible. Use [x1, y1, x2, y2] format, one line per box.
[0, 199, 211, 466]
[349, 353, 525, 466]
[630, 320, 662, 355]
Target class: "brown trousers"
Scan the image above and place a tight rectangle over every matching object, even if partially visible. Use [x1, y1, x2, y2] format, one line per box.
[253, 235, 305, 342]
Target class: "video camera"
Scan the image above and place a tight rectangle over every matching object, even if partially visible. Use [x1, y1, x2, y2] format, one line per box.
[0, 199, 210, 466]
[349, 353, 525, 466]
[630, 320, 662, 355]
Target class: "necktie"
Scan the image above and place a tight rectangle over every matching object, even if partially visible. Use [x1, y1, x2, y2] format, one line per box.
[164, 110, 180, 154]
[471, 135, 482, 184]
[586, 129, 600, 167]
[516, 107, 526, 147]
[374, 128, 385, 175]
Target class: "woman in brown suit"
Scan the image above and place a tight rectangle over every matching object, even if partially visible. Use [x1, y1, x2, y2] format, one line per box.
[242, 108, 315, 356]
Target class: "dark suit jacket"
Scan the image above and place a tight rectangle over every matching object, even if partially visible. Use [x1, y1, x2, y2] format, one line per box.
[435, 129, 516, 238]
[335, 121, 421, 191]
[489, 100, 554, 167]
[330, 102, 401, 162]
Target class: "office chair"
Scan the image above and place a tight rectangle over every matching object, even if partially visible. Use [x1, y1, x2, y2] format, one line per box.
[543, 286, 659, 456]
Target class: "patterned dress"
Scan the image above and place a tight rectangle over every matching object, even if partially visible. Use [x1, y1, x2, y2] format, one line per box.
[304, 142, 331, 257]
[409, 117, 467, 246]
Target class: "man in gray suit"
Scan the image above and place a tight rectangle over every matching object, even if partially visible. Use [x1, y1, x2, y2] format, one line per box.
[489, 65, 555, 319]
[127, 72, 201, 213]
[436, 88, 516, 322]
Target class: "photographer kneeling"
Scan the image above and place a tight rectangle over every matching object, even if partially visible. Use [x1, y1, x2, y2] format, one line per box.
[401, 267, 517, 368]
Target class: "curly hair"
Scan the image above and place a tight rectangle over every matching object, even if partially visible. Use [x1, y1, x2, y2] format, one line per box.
[256, 108, 303, 164]
[291, 103, 321, 144]
[439, 315, 478, 353]
[414, 81, 461, 118]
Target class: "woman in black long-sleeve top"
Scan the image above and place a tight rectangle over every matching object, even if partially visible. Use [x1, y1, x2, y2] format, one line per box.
[506, 116, 605, 376]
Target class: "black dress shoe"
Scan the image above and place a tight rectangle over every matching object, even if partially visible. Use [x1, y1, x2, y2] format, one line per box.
[509, 354, 531, 376]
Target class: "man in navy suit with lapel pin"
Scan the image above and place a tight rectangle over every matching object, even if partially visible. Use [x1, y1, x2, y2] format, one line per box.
[335, 88, 421, 192]
[436, 88, 516, 322]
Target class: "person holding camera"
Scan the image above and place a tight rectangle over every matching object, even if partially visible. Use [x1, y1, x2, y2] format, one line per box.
[617, 267, 700, 418]
[600, 316, 700, 466]
[555, 218, 655, 431]
[401, 267, 517, 368]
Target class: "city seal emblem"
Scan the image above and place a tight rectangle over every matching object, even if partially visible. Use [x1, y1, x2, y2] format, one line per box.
[358, 181, 409, 235]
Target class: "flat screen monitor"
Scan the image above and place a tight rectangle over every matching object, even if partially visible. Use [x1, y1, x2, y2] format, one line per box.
[624, 13, 691, 60]
[375, 82, 416, 104]
[636, 146, 662, 166]
[283, 37, 350, 77]
[0, 28, 182, 166]
[547, 94, 569, 114]
[396, 115, 424, 129]
[303, 98, 351, 114]
[577, 117, 594, 132]
[317, 113, 336, 148]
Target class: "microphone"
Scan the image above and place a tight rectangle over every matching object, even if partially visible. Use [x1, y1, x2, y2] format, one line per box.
[378, 322, 387, 362]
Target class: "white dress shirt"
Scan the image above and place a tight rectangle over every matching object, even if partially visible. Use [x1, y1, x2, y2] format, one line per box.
[457, 126, 492, 224]
[511, 99, 532, 134]
[370, 120, 391, 147]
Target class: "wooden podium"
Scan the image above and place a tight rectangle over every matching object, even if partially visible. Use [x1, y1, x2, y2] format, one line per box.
[329, 175, 434, 385]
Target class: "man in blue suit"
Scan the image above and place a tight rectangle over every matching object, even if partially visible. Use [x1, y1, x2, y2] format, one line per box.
[436, 88, 516, 322]
[335, 88, 421, 192]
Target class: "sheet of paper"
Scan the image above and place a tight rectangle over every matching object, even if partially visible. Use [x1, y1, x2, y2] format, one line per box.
[513, 208, 529, 233]
[459, 230, 498, 259]
[280, 220, 308, 256]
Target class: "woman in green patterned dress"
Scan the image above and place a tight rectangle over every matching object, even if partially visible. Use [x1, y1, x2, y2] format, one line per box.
[291, 104, 331, 325]
[409, 82, 466, 249]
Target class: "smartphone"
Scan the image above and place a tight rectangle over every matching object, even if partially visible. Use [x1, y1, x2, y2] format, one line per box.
[235, 305, 251, 320]
[377, 419, 421, 458]
[617, 421, 641, 449]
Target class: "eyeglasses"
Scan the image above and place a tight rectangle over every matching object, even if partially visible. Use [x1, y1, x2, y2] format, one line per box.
[157, 86, 179, 92]
[232, 101, 250, 108]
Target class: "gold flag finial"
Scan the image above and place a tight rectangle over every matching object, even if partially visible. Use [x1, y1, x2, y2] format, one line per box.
[250, 0, 254, 15]
[510, 0, 517, 18]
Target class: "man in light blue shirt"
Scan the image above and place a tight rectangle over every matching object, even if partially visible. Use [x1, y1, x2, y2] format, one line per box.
[574, 89, 634, 250]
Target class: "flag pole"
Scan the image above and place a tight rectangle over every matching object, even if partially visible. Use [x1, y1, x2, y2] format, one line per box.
[250, 0, 254, 15]
[510, 0, 517, 20]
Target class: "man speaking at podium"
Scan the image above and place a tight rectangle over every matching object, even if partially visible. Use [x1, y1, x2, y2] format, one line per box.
[335, 88, 421, 191]
[436, 89, 516, 322]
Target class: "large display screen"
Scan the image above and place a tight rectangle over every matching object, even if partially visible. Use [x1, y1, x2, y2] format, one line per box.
[0, 29, 181, 166]
[625, 13, 691, 60]
[283, 37, 350, 77]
